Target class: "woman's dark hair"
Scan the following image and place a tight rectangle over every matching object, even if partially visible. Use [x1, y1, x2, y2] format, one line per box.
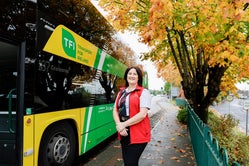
[124, 66, 143, 87]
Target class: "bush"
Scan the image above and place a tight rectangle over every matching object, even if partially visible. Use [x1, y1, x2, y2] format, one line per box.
[208, 111, 249, 165]
[177, 107, 188, 124]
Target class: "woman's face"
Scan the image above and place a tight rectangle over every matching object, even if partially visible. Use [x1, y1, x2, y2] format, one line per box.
[127, 68, 138, 86]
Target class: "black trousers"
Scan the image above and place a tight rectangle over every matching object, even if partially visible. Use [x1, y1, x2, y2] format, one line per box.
[121, 141, 147, 166]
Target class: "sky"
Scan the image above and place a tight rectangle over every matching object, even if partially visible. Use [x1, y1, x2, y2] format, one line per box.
[117, 32, 165, 90]
[91, 1, 165, 90]
[236, 81, 249, 90]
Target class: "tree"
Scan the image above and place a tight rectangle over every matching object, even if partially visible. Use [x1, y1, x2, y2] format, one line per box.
[98, 0, 249, 123]
[109, 37, 137, 66]
[164, 82, 171, 95]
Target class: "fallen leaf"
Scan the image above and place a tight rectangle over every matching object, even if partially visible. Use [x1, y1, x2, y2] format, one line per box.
[158, 159, 164, 164]
[170, 156, 178, 160]
[177, 133, 182, 136]
[179, 149, 186, 153]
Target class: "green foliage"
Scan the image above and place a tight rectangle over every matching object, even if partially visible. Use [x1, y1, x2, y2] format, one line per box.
[208, 111, 249, 165]
[177, 107, 188, 124]
[164, 82, 171, 94]
[150, 90, 164, 96]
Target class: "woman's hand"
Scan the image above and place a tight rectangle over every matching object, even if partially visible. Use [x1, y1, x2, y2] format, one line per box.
[116, 122, 126, 132]
[119, 128, 128, 136]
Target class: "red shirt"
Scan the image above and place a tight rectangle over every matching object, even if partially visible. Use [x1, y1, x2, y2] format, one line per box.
[115, 85, 151, 144]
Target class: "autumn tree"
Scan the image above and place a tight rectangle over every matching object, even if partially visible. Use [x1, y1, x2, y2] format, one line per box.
[98, 0, 249, 123]
[109, 37, 137, 66]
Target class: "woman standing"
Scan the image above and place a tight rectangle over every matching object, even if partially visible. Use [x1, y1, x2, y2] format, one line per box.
[113, 66, 151, 166]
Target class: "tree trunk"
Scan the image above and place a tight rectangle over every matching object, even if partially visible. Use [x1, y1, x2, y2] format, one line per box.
[167, 28, 229, 124]
[192, 103, 209, 124]
[182, 65, 228, 124]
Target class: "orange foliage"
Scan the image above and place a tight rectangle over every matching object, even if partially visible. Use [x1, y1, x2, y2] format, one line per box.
[98, 0, 249, 94]
[155, 60, 181, 86]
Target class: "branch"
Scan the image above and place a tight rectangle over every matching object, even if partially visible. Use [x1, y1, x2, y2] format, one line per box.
[203, 64, 229, 106]
[244, 3, 249, 11]
[175, 32, 185, 74]
[166, 27, 183, 75]
[179, 30, 195, 78]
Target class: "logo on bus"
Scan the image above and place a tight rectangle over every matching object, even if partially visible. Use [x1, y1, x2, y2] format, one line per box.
[62, 28, 76, 58]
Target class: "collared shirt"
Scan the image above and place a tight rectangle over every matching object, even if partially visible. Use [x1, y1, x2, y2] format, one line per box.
[116, 88, 151, 117]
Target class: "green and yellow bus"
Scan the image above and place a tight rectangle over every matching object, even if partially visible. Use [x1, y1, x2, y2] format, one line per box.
[0, 0, 127, 165]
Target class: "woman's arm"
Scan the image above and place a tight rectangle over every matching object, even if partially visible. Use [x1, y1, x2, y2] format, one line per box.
[113, 106, 121, 124]
[116, 107, 148, 132]
[124, 107, 148, 126]
[116, 89, 151, 132]
[113, 105, 129, 136]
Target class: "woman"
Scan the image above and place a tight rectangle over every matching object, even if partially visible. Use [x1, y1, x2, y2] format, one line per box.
[113, 66, 151, 166]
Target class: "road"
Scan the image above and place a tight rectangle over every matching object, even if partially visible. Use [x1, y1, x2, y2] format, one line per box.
[76, 95, 166, 166]
[211, 98, 249, 133]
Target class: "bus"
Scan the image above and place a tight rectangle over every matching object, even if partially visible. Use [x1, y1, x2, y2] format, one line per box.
[0, 0, 127, 165]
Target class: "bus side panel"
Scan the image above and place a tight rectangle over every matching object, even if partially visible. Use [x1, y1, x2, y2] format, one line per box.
[43, 25, 99, 68]
[81, 122, 116, 154]
[95, 104, 114, 128]
[81, 107, 95, 154]
[80, 104, 116, 154]
[23, 115, 34, 166]
[101, 53, 127, 78]
[31, 109, 82, 166]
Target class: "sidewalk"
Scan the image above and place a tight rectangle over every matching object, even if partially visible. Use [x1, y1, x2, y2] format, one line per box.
[139, 101, 196, 166]
[80, 100, 196, 166]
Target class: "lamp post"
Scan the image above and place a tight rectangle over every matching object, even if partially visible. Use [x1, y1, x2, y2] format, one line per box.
[243, 100, 249, 135]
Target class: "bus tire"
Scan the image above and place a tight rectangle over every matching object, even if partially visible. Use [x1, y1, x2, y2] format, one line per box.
[38, 121, 76, 166]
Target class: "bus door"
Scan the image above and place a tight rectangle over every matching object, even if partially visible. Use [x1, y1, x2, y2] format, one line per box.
[0, 37, 25, 166]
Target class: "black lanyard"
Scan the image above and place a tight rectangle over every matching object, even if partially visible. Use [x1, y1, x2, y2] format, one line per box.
[118, 90, 131, 116]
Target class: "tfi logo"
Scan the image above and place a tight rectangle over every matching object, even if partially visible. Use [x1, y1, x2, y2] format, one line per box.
[62, 28, 76, 58]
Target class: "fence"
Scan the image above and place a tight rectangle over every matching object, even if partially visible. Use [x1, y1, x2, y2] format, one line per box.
[175, 98, 240, 166]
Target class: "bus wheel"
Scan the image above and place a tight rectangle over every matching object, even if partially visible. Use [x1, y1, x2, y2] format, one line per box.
[38, 122, 76, 166]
